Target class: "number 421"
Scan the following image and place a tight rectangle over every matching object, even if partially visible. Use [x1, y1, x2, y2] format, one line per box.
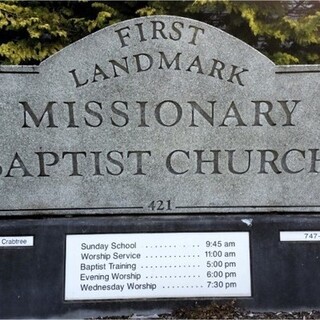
[148, 200, 172, 211]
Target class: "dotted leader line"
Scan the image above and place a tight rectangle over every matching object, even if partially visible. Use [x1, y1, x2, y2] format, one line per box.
[141, 265, 201, 269]
[163, 285, 204, 289]
[146, 275, 201, 279]
[145, 245, 200, 248]
[145, 255, 200, 258]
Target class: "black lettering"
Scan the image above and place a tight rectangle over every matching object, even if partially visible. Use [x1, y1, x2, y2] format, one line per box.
[253, 101, 276, 126]
[219, 101, 246, 127]
[227, 65, 249, 86]
[166, 150, 190, 174]
[62, 152, 87, 176]
[278, 100, 301, 126]
[186, 56, 204, 74]
[91, 151, 103, 176]
[5, 153, 33, 177]
[208, 58, 225, 80]
[309, 149, 320, 173]
[226, 150, 252, 174]
[135, 23, 147, 42]
[281, 149, 305, 173]
[114, 26, 130, 47]
[188, 25, 204, 45]
[64, 101, 79, 128]
[154, 100, 182, 127]
[36, 152, 59, 177]
[92, 64, 109, 82]
[194, 150, 221, 174]
[111, 101, 129, 127]
[159, 52, 181, 70]
[69, 69, 89, 88]
[137, 101, 149, 127]
[85, 101, 103, 127]
[107, 151, 124, 176]
[258, 150, 281, 174]
[170, 21, 184, 41]
[189, 101, 215, 127]
[134, 53, 153, 72]
[109, 57, 129, 77]
[127, 151, 152, 175]
[21, 101, 58, 128]
[151, 20, 168, 40]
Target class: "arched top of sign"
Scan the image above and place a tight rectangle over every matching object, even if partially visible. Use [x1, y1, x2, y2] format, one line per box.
[34, 15, 275, 94]
[41, 15, 274, 69]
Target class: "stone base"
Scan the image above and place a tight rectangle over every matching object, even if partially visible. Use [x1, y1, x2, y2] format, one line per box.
[0, 214, 319, 318]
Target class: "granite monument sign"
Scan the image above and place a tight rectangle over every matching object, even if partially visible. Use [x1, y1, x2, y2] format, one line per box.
[0, 15, 319, 215]
[1, 16, 320, 319]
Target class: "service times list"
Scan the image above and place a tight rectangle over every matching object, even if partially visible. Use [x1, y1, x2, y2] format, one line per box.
[65, 232, 251, 300]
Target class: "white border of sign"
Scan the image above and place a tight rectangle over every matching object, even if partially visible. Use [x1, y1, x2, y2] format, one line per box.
[0, 236, 34, 247]
[65, 232, 251, 301]
[280, 231, 320, 242]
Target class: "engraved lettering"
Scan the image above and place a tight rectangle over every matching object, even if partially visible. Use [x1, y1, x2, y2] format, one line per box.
[85, 101, 103, 127]
[189, 101, 215, 127]
[159, 52, 181, 70]
[69, 69, 89, 88]
[151, 20, 168, 40]
[134, 53, 153, 72]
[227, 65, 249, 86]
[258, 150, 281, 174]
[114, 26, 131, 47]
[195, 150, 221, 174]
[111, 101, 129, 127]
[219, 101, 246, 127]
[281, 149, 305, 174]
[106, 151, 124, 176]
[278, 100, 301, 126]
[253, 101, 276, 126]
[169, 21, 184, 41]
[166, 150, 190, 174]
[5, 153, 33, 177]
[127, 151, 152, 175]
[21, 101, 58, 128]
[188, 25, 205, 45]
[154, 100, 182, 127]
[36, 152, 59, 177]
[62, 152, 87, 176]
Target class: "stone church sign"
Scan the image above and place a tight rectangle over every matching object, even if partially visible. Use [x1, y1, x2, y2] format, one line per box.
[1, 16, 320, 319]
[0, 16, 319, 215]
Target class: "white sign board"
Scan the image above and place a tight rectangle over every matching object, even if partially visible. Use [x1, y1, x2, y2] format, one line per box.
[65, 232, 251, 300]
[0, 236, 34, 247]
[280, 231, 320, 242]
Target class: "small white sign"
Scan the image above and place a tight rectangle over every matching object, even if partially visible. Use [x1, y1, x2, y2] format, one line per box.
[0, 236, 34, 247]
[65, 232, 251, 301]
[280, 231, 320, 242]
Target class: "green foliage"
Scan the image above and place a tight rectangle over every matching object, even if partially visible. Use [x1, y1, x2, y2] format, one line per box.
[0, 1, 126, 64]
[0, 1, 319, 65]
[272, 52, 300, 65]
[0, 2, 72, 64]
[185, 0, 320, 64]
